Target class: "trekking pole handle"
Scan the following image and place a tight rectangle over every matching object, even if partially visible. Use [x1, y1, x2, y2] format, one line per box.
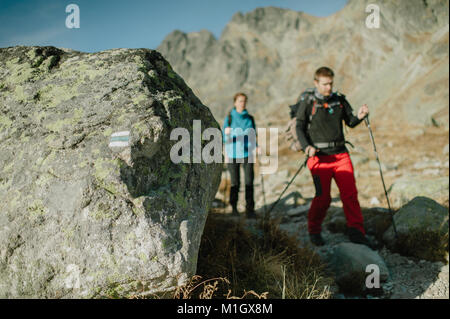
[364, 114, 370, 126]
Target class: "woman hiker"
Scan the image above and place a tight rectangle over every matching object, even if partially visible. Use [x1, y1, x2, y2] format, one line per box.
[223, 92, 258, 218]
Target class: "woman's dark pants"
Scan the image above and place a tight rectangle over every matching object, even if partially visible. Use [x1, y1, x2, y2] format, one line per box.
[228, 157, 255, 212]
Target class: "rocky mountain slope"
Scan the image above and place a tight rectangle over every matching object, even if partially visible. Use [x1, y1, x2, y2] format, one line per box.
[158, 0, 449, 128]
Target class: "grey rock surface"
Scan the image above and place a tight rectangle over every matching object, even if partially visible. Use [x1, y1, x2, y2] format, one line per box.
[388, 177, 449, 208]
[0, 46, 222, 298]
[329, 242, 389, 293]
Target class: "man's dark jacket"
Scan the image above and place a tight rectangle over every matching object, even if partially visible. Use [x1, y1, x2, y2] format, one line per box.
[295, 89, 363, 156]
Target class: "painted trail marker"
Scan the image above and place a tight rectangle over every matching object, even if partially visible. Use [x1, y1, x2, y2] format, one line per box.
[109, 131, 130, 148]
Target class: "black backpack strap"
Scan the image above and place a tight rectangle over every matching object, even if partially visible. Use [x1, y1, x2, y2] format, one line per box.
[249, 115, 256, 130]
[300, 90, 316, 131]
[290, 88, 315, 120]
[247, 114, 257, 140]
[289, 103, 300, 119]
[227, 112, 232, 127]
[296, 88, 315, 103]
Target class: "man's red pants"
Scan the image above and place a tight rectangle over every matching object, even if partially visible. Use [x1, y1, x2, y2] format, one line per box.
[306, 152, 365, 235]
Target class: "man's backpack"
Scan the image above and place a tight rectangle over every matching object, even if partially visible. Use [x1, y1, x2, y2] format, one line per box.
[283, 89, 315, 152]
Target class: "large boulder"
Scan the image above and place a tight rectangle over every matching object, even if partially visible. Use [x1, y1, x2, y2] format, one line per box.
[383, 197, 449, 262]
[388, 176, 449, 208]
[0, 46, 222, 298]
[329, 243, 389, 295]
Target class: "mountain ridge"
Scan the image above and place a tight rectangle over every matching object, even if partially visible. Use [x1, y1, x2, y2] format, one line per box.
[158, 0, 449, 128]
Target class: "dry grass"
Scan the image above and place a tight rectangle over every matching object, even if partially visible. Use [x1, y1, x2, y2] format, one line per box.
[173, 275, 268, 299]
[393, 229, 449, 263]
[178, 212, 334, 299]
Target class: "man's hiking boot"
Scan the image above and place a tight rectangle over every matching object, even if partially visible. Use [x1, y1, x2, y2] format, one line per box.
[309, 233, 325, 246]
[348, 227, 376, 249]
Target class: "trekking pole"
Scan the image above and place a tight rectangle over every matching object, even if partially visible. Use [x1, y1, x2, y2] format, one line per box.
[264, 156, 308, 221]
[259, 161, 267, 216]
[224, 165, 230, 210]
[364, 115, 398, 238]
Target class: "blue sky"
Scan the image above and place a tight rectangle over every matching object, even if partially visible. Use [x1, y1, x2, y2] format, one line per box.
[0, 0, 348, 53]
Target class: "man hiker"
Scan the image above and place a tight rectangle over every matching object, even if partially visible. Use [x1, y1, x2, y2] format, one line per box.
[295, 66, 373, 247]
[223, 92, 258, 218]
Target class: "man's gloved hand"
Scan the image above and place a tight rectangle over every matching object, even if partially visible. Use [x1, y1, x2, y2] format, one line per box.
[305, 145, 318, 158]
[357, 104, 369, 120]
